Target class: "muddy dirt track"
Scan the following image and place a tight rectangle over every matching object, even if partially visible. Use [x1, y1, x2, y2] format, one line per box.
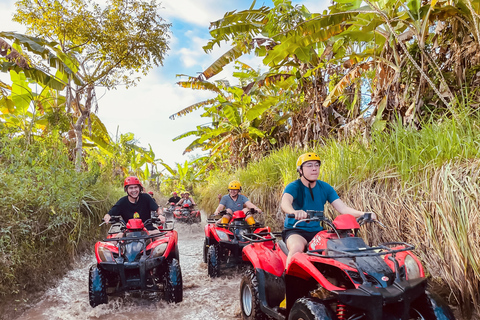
[14, 217, 244, 320]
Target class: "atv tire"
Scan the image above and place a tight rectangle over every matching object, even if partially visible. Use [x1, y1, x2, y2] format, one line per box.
[163, 258, 183, 303]
[288, 297, 335, 320]
[207, 244, 220, 277]
[409, 291, 455, 319]
[203, 239, 208, 263]
[89, 264, 108, 308]
[240, 268, 265, 320]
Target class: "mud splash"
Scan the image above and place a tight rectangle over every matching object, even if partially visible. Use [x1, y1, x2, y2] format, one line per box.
[14, 216, 244, 320]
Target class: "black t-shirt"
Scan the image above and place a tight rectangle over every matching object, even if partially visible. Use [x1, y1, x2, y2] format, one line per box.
[108, 193, 159, 230]
[168, 196, 181, 204]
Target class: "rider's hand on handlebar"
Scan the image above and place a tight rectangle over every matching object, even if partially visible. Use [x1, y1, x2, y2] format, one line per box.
[290, 210, 308, 220]
[363, 212, 377, 220]
[103, 214, 111, 224]
[157, 214, 166, 224]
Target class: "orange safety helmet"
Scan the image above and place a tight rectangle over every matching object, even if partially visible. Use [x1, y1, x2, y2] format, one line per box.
[124, 176, 143, 191]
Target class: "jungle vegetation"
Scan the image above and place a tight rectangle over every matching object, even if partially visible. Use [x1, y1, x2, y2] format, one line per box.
[0, 0, 171, 309]
[169, 0, 480, 317]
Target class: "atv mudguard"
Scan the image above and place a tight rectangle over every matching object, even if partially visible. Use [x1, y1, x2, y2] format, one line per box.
[288, 253, 345, 292]
[242, 242, 285, 277]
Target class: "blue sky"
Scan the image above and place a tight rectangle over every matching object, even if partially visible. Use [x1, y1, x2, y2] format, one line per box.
[0, 0, 330, 169]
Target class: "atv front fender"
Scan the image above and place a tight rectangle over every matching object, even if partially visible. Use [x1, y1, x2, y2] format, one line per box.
[243, 242, 285, 277]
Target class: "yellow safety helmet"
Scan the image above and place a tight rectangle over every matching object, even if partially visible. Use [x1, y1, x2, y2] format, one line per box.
[228, 180, 242, 190]
[296, 152, 321, 170]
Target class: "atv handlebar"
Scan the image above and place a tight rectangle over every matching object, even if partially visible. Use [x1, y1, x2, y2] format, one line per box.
[357, 212, 386, 228]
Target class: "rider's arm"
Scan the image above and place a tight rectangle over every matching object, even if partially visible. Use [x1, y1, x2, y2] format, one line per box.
[214, 203, 225, 215]
[331, 199, 373, 219]
[281, 193, 307, 220]
[244, 201, 261, 213]
[156, 207, 166, 223]
[190, 196, 196, 205]
[177, 198, 184, 205]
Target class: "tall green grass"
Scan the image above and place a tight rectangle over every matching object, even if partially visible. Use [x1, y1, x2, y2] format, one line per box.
[196, 109, 480, 317]
[0, 132, 120, 301]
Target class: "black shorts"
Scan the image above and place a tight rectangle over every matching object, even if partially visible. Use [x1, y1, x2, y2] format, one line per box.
[282, 228, 320, 243]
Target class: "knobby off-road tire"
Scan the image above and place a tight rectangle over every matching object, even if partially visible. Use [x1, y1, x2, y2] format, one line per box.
[203, 239, 208, 263]
[163, 258, 183, 303]
[207, 244, 220, 277]
[89, 264, 108, 308]
[288, 297, 336, 320]
[240, 268, 266, 320]
[409, 291, 455, 320]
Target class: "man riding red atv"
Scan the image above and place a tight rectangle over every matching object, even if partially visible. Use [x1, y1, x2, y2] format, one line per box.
[89, 176, 182, 307]
[89, 215, 182, 307]
[203, 208, 271, 277]
[239, 212, 455, 320]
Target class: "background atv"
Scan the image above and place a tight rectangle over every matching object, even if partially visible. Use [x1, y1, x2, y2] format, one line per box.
[89, 215, 182, 307]
[164, 202, 179, 220]
[173, 203, 201, 223]
[240, 211, 455, 320]
[203, 209, 271, 277]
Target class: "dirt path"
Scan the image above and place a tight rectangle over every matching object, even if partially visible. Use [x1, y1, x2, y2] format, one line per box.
[13, 216, 244, 320]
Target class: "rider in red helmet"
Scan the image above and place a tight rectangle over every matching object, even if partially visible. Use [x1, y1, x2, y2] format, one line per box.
[103, 176, 165, 231]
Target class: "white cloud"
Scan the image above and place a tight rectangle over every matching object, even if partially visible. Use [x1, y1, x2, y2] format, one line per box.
[96, 71, 215, 168]
[160, 0, 241, 27]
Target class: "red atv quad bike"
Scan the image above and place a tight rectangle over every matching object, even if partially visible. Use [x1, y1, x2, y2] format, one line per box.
[164, 202, 179, 220]
[203, 209, 272, 278]
[173, 203, 201, 223]
[89, 215, 182, 307]
[240, 211, 455, 320]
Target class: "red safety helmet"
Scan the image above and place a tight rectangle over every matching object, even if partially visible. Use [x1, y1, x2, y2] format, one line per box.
[148, 191, 154, 195]
[124, 176, 143, 191]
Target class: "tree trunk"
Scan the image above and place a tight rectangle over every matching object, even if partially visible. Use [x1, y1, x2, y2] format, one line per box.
[74, 84, 94, 172]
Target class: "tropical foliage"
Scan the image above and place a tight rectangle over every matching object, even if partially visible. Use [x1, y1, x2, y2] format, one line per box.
[173, 0, 480, 169]
[198, 105, 480, 317]
[12, 0, 171, 170]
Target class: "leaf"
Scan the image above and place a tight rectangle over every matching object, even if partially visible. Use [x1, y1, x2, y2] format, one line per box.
[323, 62, 373, 108]
[10, 70, 32, 114]
[222, 105, 241, 127]
[202, 44, 248, 80]
[169, 99, 216, 120]
[245, 96, 277, 121]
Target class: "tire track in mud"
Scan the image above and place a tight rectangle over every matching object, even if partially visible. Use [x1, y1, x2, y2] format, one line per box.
[14, 215, 244, 320]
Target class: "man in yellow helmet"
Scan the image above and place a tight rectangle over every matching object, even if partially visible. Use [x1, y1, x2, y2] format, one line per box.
[214, 180, 262, 224]
[281, 152, 375, 268]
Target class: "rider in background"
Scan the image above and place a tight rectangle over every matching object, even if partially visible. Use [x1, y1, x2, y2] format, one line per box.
[103, 176, 165, 235]
[148, 191, 157, 203]
[168, 191, 181, 204]
[281, 152, 374, 268]
[214, 180, 262, 225]
[177, 191, 196, 206]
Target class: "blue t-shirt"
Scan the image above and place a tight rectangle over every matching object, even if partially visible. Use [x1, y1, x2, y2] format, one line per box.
[220, 194, 249, 212]
[283, 179, 339, 232]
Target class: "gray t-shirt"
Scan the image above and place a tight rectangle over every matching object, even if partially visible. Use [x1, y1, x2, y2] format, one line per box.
[220, 194, 249, 212]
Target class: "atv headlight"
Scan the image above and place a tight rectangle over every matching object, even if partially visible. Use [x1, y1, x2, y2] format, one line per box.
[98, 246, 115, 262]
[405, 254, 421, 279]
[152, 243, 168, 258]
[215, 229, 229, 241]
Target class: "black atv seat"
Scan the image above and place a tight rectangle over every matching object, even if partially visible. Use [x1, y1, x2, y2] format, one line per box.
[277, 240, 289, 255]
[326, 237, 370, 254]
